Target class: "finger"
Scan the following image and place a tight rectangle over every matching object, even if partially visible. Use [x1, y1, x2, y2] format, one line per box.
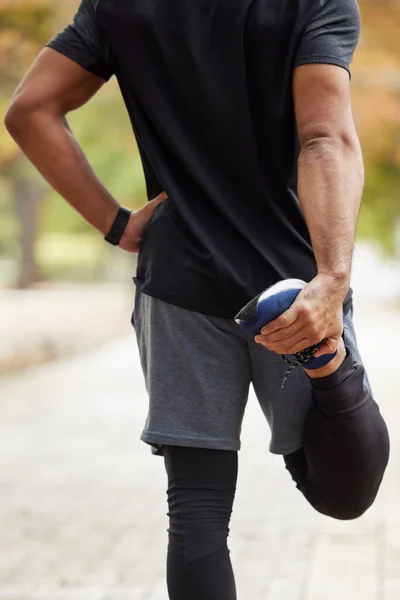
[150, 191, 168, 207]
[143, 192, 168, 217]
[283, 338, 311, 355]
[258, 320, 323, 350]
[260, 319, 304, 343]
[256, 325, 309, 349]
[279, 331, 320, 354]
[140, 192, 168, 222]
[260, 335, 316, 355]
[260, 306, 300, 335]
[314, 336, 340, 357]
[255, 336, 311, 356]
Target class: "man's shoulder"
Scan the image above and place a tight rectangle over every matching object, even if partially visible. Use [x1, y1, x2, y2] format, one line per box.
[75, 0, 100, 17]
[88, 0, 100, 13]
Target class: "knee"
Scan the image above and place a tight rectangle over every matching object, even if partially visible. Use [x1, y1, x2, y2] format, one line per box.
[322, 500, 370, 521]
[315, 485, 381, 521]
[167, 485, 234, 563]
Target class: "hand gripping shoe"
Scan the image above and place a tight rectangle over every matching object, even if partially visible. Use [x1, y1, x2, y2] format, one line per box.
[234, 279, 337, 385]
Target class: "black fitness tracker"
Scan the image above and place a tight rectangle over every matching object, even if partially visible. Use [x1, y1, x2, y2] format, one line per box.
[104, 207, 132, 246]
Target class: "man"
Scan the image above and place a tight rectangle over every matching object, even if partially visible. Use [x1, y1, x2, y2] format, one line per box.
[5, 0, 390, 598]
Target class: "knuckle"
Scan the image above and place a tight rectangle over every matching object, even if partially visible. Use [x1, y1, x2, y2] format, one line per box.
[266, 326, 276, 336]
[298, 304, 311, 319]
[274, 318, 285, 331]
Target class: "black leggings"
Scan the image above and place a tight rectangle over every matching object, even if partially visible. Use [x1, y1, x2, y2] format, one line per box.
[164, 350, 389, 600]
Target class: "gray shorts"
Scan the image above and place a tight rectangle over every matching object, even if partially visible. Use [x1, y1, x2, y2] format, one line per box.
[133, 288, 364, 455]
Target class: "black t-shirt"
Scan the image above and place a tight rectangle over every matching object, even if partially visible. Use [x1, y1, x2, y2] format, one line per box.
[48, 0, 360, 318]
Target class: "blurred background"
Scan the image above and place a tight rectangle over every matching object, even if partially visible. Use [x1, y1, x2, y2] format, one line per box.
[0, 1, 399, 599]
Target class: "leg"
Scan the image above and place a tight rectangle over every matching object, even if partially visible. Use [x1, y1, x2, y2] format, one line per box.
[284, 328, 390, 520]
[164, 446, 238, 600]
[133, 291, 250, 598]
[250, 306, 390, 520]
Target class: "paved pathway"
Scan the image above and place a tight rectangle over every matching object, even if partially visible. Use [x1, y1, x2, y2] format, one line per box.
[0, 299, 399, 600]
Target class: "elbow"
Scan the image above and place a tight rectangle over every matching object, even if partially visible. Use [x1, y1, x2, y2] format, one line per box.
[4, 102, 21, 138]
[4, 96, 32, 140]
[299, 125, 361, 159]
[298, 124, 364, 188]
[5, 92, 60, 141]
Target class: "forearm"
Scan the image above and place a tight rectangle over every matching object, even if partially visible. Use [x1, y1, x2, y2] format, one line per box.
[5, 107, 119, 235]
[298, 133, 364, 288]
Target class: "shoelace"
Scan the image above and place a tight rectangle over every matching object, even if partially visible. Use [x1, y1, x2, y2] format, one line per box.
[280, 342, 322, 388]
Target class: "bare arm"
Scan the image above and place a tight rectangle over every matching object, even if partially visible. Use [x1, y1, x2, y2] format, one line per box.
[257, 64, 363, 356]
[5, 48, 166, 250]
[5, 48, 119, 235]
[295, 63, 364, 286]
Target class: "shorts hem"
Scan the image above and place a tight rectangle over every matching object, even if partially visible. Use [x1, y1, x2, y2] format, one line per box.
[141, 431, 241, 452]
[269, 440, 303, 456]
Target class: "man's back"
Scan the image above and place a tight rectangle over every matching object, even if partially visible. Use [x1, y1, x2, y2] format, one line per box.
[48, 0, 359, 317]
[6, 6, 389, 600]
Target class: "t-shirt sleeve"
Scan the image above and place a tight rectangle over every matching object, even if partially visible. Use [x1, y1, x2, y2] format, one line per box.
[47, 0, 113, 81]
[295, 0, 361, 76]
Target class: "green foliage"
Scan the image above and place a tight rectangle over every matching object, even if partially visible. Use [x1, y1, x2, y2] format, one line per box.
[36, 233, 107, 280]
[358, 163, 400, 254]
[68, 81, 147, 205]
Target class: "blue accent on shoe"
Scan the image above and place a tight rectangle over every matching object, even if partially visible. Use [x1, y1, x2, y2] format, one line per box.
[303, 352, 337, 370]
[235, 280, 337, 371]
[237, 288, 302, 337]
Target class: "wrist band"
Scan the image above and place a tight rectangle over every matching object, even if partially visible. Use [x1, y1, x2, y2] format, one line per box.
[104, 207, 132, 246]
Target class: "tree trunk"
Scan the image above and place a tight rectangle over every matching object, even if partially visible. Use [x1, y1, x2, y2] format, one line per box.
[13, 177, 44, 289]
